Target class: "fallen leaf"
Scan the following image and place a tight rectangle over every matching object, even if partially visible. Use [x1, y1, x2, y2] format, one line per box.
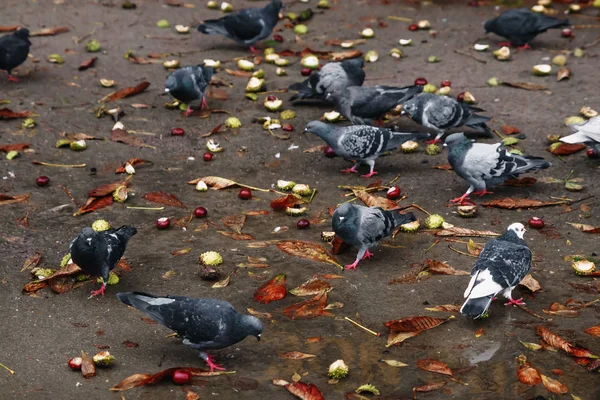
[475, 328, 485, 338]
[520, 341, 543, 351]
[516, 354, 542, 386]
[481, 198, 568, 210]
[305, 337, 322, 344]
[502, 177, 537, 187]
[254, 274, 286, 304]
[205, 87, 229, 101]
[271, 194, 300, 211]
[519, 274, 541, 292]
[417, 359, 454, 377]
[122, 340, 139, 348]
[78, 57, 97, 71]
[353, 190, 399, 210]
[143, 191, 186, 209]
[284, 291, 332, 320]
[324, 301, 343, 310]
[20, 252, 41, 272]
[247, 308, 273, 319]
[501, 125, 520, 135]
[290, 277, 331, 296]
[304, 145, 327, 153]
[212, 275, 230, 288]
[110, 127, 150, 148]
[380, 359, 408, 367]
[218, 231, 254, 240]
[567, 223, 600, 234]
[0, 108, 32, 119]
[432, 163, 453, 170]
[0, 143, 29, 152]
[536, 326, 597, 359]
[279, 352, 316, 360]
[549, 143, 586, 155]
[557, 66, 571, 82]
[284, 382, 325, 400]
[110, 367, 231, 391]
[188, 176, 238, 190]
[413, 381, 446, 394]
[330, 50, 363, 61]
[30, 26, 69, 36]
[425, 304, 461, 313]
[0, 194, 29, 206]
[541, 374, 568, 394]
[225, 69, 253, 78]
[88, 181, 126, 197]
[186, 391, 200, 400]
[502, 82, 548, 91]
[0, 26, 19, 33]
[115, 158, 151, 173]
[245, 210, 270, 216]
[81, 351, 96, 379]
[171, 248, 192, 256]
[425, 259, 469, 276]
[331, 236, 349, 255]
[384, 315, 454, 347]
[585, 326, 600, 337]
[102, 81, 150, 102]
[435, 226, 499, 237]
[222, 214, 246, 234]
[74, 195, 113, 216]
[272, 379, 290, 386]
[141, 318, 157, 325]
[277, 240, 342, 269]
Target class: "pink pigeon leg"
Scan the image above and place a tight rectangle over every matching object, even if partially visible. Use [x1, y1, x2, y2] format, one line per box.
[249, 46, 260, 54]
[89, 283, 106, 297]
[425, 139, 442, 145]
[361, 170, 378, 178]
[205, 353, 226, 372]
[362, 249, 374, 260]
[504, 297, 526, 306]
[8, 74, 20, 82]
[340, 165, 359, 174]
[517, 43, 532, 50]
[344, 259, 360, 271]
[472, 189, 494, 197]
[201, 97, 208, 110]
[183, 106, 194, 117]
[450, 193, 472, 203]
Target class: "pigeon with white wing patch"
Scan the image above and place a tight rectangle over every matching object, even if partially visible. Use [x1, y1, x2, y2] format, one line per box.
[444, 132, 551, 204]
[560, 115, 600, 155]
[460, 223, 531, 319]
[70, 226, 137, 297]
[117, 292, 262, 372]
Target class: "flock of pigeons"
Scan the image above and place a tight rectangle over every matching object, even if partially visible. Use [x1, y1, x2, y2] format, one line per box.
[2, 1, 598, 373]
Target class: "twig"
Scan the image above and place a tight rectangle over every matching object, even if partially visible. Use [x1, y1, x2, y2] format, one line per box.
[409, 203, 431, 216]
[33, 161, 86, 168]
[0, 362, 15, 375]
[514, 304, 549, 321]
[164, 333, 178, 338]
[126, 206, 165, 210]
[387, 174, 401, 186]
[424, 240, 440, 253]
[493, 128, 505, 140]
[59, 185, 79, 208]
[344, 317, 381, 337]
[582, 36, 600, 50]
[387, 16, 413, 22]
[454, 49, 487, 64]
[568, 195, 595, 207]
[573, 24, 600, 29]
[308, 189, 317, 203]
[448, 245, 477, 257]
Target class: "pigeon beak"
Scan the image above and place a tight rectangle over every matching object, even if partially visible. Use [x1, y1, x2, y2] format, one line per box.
[400, 110, 406, 116]
[303, 128, 309, 134]
[256, 334, 261, 342]
[164, 88, 170, 93]
[442, 143, 447, 148]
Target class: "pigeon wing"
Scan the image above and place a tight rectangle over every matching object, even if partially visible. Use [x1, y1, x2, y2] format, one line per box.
[455, 142, 502, 184]
[222, 9, 265, 42]
[337, 126, 385, 159]
[355, 207, 393, 247]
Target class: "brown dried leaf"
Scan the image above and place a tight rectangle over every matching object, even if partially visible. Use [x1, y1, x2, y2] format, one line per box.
[385, 315, 454, 347]
[289, 277, 331, 296]
[567, 223, 600, 234]
[0, 26, 19, 33]
[247, 308, 273, 319]
[115, 158, 151, 173]
[222, 214, 246, 234]
[475, 328, 485, 338]
[501, 125, 520, 135]
[0, 143, 29, 152]
[110, 128, 150, 148]
[73, 195, 113, 216]
[306, 337, 322, 344]
[225, 69, 253, 78]
[171, 248, 192, 256]
[0, 108, 32, 119]
[20, 252, 42, 272]
[425, 259, 469, 276]
[186, 391, 200, 400]
[467, 239, 482, 256]
[30, 27, 69, 36]
[557, 66, 571, 82]
[283, 291, 332, 320]
[279, 352, 316, 360]
[143, 191, 186, 209]
[353, 190, 399, 210]
[435, 226, 499, 237]
[550, 143, 586, 155]
[285, 382, 325, 400]
[519, 274, 541, 293]
[212, 275, 230, 288]
[432, 163, 453, 170]
[187, 176, 238, 189]
[88, 181, 126, 197]
[205, 87, 229, 101]
[304, 145, 327, 153]
[103, 81, 150, 102]
[584, 325, 600, 337]
[536, 326, 598, 359]
[270, 194, 300, 211]
[0, 194, 29, 206]
[413, 381, 446, 393]
[110, 367, 230, 391]
[81, 351, 96, 379]
[541, 374, 568, 394]
[78, 57, 97, 71]
[425, 304, 461, 313]
[520, 341, 543, 351]
[277, 240, 342, 269]
[481, 198, 565, 210]
[516, 355, 541, 386]
[329, 50, 363, 61]
[417, 359, 454, 377]
[501, 82, 548, 91]
[218, 231, 254, 240]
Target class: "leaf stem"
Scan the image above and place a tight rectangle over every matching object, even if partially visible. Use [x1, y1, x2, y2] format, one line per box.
[344, 317, 381, 337]
[0, 362, 15, 375]
[126, 206, 165, 210]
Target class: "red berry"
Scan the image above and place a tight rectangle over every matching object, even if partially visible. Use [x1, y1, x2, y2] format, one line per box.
[273, 34, 284, 42]
[203, 152, 213, 162]
[156, 217, 170, 230]
[300, 68, 312, 76]
[408, 24, 418, 31]
[386, 186, 401, 200]
[414, 77, 428, 86]
[456, 92, 465, 102]
[282, 124, 294, 132]
[561, 28, 572, 38]
[194, 207, 207, 218]
[172, 369, 191, 385]
[171, 127, 185, 136]
[267, 95, 277, 101]
[238, 188, 252, 200]
[68, 357, 82, 370]
[297, 219, 310, 229]
[528, 217, 544, 230]
[36, 175, 50, 187]
[440, 80, 451, 88]
[324, 145, 336, 158]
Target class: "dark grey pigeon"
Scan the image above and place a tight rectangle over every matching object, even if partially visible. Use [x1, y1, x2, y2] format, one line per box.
[560, 116, 600, 155]
[484, 8, 570, 48]
[333, 203, 416, 270]
[327, 84, 423, 125]
[288, 58, 365, 102]
[444, 132, 551, 203]
[197, 0, 283, 53]
[402, 93, 492, 143]
[303, 120, 429, 178]
[116, 292, 262, 371]
[69, 226, 137, 297]
[165, 65, 214, 116]
[461, 223, 531, 319]
[0, 28, 31, 82]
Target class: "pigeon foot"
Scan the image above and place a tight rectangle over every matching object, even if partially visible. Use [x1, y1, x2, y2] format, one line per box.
[183, 106, 194, 117]
[425, 139, 442, 145]
[89, 284, 106, 298]
[344, 260, 360, 270]
[7, 74, 20, 83]
[360, 171, 378, 178]
[201, 97, 208, 110]
[504, 297, 525, 306]
[450, 193, 471, 203]
[517, 43, 532, 50]
[205, 357, 226, 372]
[472, 189, 493, 197]
[340, 166, 358, 174]
[249, 46, 261, 54]
[362, 249, 374, 260]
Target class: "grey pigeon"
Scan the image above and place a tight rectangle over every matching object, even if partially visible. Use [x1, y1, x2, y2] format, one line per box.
[332, 203, 416, 270]
[402, 93, 493, 143]
[0, 28, 31, 82]
[288, 58, 365, 102]
[303, 120, 429, 178]
[560, 115, 600, 156]
[327, 85, 423, 126]
[444, 132, 551, 203]
[461, 223, 531, 319]
[116, 292, 262, 371]
[197, 0, 283, 53]
[165, 65, 214, 116]
[70, 226, 137, 297]
[485, 8, 570, 48]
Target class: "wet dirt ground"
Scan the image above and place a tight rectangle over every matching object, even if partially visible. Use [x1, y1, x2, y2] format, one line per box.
[1, 0, 600, 399]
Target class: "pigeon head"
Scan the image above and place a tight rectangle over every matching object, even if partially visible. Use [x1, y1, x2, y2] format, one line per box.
[507, 222, 526, 239]
[344, 57, 365, 69]
[240, 315, 263, 341]
[333, 203, 358, 225]
[267, 0, 284, 13]
[401, 97, 419, 117]
[165, 74, 177, 93]
[303, 121, 331, 138]
[80, 227, 97, 247]
[483, 20, 493, 34]
[15, 27, 30, 40]
[443, 132, 467, 149]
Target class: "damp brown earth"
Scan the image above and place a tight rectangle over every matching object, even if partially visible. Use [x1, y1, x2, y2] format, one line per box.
[1, 0, 600, 399]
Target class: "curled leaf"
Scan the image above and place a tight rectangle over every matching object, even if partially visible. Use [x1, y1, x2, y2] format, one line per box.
[254, 274, 286, 304]
[277, 240, 342, 269]
[416, 359, 454, 377]
[516, 354, 541, 386]
[289, 277, 331, 296]
[284, 382, 325, 400]
[536, 326, 597, 359]
[541, 374, 568, 394]
[283, 291, 332, 320]
[413, 381, 446, 393]
[102, 81, 150, 102]
[353, 190, 399, 210]
[384, 315, 454, 347]
[567, 223, 600, 234]
[143, 191, 186, 209]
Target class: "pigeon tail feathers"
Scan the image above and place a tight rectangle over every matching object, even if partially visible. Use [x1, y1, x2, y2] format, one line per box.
[198, 20, 228, 36]
[460, 295, 493, 319]
[116, 292, 168, 325]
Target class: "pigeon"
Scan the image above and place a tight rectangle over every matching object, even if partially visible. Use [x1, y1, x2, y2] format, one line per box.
[444, 132, 551, 203]
[165, 65, 214, 116]
[69, 226, 137, 297]
[116, 292, 262, 371]
[484, 8, 570, 49]
[303, 120, 429, 178]
[460, 222, 531, 319]
[560, 115, 600, 154]
[288, 58, 366, 102]
[326, 85, 423, 126]
[332, 203, 416, 270]
[0, 28, 31, 82]
[402, 93, 493, 144]
[197, 0, 283, 53]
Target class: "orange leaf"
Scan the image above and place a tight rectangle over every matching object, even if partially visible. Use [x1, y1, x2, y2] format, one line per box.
[541, 374, 568, 394]
[567, 222, 600, 234]
[143, 191, 186, 209]
[0, 26, 19, 32]
[305, 337, 322, 344]
[110, 367, 229, 391]
[475, 328, 485, 338]
[329, 50, 363, 61]
[103, 81, 150, 102]
[501, 125, 520, 135]
[217, 231, 254, 240]
[432, 163, 453, 170]
[0, 143, 30, 152]
[413, 381, 446, 393]
[353, 190, 399, 210]
[481, 198, 565, 210]
[416, 359, 454, 377]
[289, 277, 331, 296]
[88, 181, 126, 197]
[270, 194, 299, 211]
[246, 308, 273, 319]
[81, 351, 96, 379]
[283, 291, 332, 320]
[74, 195, 114, 216]
[0, 108, 32, 119]
[30, 26, 69, 36]
[303, 145, 327, 153]
[536, 326, 597, 359]
[584, 325, 600, 337]
[284, 382, 325, 400]
[171, 248, 192, 256]
[516, 354, 541, 386]
[278, 352, 316, 360]
[186, 391, 200, 400]
[0, 193, 29, 206]
[187, 176, 237, 189]
[549, 143, 586, 155]
[277, 240, 342, 269]
[254, 274, 286, 304]
[221, 214, 246, 234]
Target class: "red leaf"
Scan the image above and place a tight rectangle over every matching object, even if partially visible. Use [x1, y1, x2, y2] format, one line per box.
[549, 143, 586, 155]
[501, 125, 520, 135]
[143, 191, 186, 209]
[270, 194, 299, 211]
[413, 381, 446, 394]
[74, 196, 114, 216]
[103, 81, 150, 102]
[285, 382, 325, 400]
[416, 359, 454, 377]
[78, 57, 97, 71]
[110, 367, 230, 391]
[0, 143, 30, 152]
[283, 291, 332, 320]
[516, 355, 541, 386]
[30, 26, 70, 36]
[536, 326, 597, 359]
[88, 181, 126, 197]
[0, 108, 32, 119]
[110, 128, 150, 148]
[254, 274, 287, 304]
